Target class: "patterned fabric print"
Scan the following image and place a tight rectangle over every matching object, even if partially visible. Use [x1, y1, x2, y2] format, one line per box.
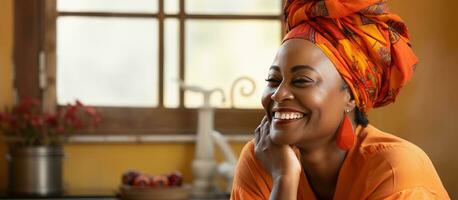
[283, 0, 417, 112]
[309, 1, 329, 18]
[386, 19, 408, 37]
[389, 31, 401, 43]
[378, 47, 392, 66]
[307, 27, 317, 43]
[360, 2, 389, 15]
[360, 15, 375, 25]
[342, 24, 356, 38]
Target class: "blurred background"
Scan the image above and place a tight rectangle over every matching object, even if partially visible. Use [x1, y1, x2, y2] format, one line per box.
[0, 0, 457, 199]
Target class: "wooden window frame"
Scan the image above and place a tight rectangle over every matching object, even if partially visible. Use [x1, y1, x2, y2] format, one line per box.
[14, 0, 286, 135]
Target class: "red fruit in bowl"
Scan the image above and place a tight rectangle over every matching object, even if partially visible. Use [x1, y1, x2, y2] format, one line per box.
[167, 171, 183, 187]
[133, 174, 151, 187]
[152, 175, 169, 188]
[122, 170, 141, 186]
[148, 176, 157, 187]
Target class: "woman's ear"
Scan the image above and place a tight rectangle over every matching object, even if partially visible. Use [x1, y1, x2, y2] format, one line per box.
[341, 81, 356, 111]
[343, 88, 356, 112]
[346, 99, 356, 112]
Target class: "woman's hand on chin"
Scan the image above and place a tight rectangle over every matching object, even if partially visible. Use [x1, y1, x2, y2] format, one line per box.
[254, 116, 302, 180]
[254, 116, 301, 199]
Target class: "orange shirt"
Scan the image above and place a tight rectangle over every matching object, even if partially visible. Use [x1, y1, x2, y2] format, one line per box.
[231, 125, 450, 199]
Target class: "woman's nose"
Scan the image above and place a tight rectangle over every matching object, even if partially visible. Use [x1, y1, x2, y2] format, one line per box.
[271, 84, 294, 103]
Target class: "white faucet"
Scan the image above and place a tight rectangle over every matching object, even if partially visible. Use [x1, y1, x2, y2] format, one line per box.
[179, 81, 236, 197]
[211, 130, 237, 193]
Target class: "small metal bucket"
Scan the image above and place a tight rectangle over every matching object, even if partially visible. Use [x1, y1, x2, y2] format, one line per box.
[7, 146, 64, 196]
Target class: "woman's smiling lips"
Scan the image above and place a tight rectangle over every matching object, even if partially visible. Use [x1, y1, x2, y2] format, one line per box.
[271, 107, 307, 126]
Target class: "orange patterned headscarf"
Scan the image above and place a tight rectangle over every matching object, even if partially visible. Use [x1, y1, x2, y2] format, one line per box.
[283, 0, 417, 112]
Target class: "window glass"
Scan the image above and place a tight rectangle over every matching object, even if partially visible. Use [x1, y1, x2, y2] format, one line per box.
[164, 18, 180, 108]
[186, 0, 281, 15]
[57, 0, 158, 13]
[184, 20, 281, 108]
[57, 17, 159, 107]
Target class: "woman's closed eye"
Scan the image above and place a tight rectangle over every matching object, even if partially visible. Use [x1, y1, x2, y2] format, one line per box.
[265, 77, 281, 87]
[292, 77, 314, 86]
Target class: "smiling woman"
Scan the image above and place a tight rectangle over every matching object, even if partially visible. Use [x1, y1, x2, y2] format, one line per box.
[262, 40, 351, 147]
[230, 0, 450, 199]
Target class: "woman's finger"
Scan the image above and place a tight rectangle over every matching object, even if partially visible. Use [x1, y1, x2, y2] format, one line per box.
[259, 117, 271, 151]
[254, 125, 261, 144]
[255, 116, 270, 152]
[256, 116, 268, 142]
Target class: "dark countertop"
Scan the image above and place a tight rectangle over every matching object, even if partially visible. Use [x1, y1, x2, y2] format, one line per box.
[0, 189, 231, 200]
[0, 188, 118, 199]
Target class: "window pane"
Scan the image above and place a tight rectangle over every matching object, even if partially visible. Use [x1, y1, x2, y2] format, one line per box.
[185, 20, 281, 108]
[57, 17, 158, 107]
[164, 19, 180, 108]
[57, 0, 158, 13]
[165, 0, 179, 14]
[186, 0, 281, 15]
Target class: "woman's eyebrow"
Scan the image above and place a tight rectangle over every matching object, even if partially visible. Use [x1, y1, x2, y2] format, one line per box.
[291, 65, 317, 73]
[269, 65, 317, 73]
[269, 65, 280, 71]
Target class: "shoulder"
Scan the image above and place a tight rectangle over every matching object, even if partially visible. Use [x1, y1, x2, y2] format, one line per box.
[232, 140, 271, 199]
[355, 125, 449, 199]
[357, 125, 431, 167]
[234, 140, 257, 176]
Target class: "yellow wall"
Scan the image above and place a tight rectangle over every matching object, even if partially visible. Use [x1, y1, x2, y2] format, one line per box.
[0, 0, 457, 198]
[0, 0, 14, 190]
[0, 1, 14, 106]
[63, 142, 246, 190]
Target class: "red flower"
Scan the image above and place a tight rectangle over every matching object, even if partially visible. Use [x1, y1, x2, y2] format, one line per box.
[64, 106, 78, 121]
[23, 114, 30, 122]
[15, 97, 40, 115]
[9, 116, 19, 132]
[72, 118, 83, 130]
[0, 98, 101, 146]
[85, 107, 97, 116]
[44, 113, 58, 127]
[30, 115, 42, 128]
[75, 100, 83, 107]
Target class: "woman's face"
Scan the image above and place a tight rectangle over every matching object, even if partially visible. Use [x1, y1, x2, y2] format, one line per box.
[262, 39, 354, 147]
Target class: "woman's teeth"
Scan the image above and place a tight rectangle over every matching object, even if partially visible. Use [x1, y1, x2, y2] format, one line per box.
[273, 112, 304, 120]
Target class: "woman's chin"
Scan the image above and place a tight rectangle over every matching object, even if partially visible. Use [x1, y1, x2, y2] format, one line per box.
[269, 131, 298, 145]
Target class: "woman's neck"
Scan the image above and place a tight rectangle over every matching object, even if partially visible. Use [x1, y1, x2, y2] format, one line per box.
[299, 142, 347, 200]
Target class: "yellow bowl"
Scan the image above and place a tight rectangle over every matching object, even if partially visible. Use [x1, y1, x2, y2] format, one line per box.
[119, 184, 192, 200]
